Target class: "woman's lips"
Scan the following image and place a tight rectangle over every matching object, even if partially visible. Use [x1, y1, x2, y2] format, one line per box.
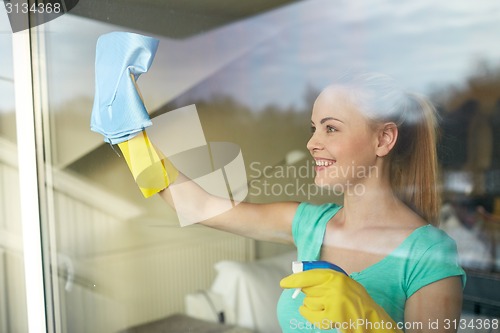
[314, 159, 336, 170]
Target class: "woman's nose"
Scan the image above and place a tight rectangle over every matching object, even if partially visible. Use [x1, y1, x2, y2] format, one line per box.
[306, 132, 322, 153]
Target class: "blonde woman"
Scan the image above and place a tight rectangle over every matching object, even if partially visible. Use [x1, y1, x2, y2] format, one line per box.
[115, 72, 465, 332]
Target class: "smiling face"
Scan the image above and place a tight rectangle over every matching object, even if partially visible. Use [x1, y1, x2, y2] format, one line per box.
[307, 85, 381, 188]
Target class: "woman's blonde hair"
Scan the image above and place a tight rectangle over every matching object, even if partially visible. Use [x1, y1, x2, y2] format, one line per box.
[342, 73, 441, 224]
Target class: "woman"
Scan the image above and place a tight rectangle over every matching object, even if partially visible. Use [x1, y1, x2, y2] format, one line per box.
[274, 75, 465, 332]
[125, 73, 465, 332]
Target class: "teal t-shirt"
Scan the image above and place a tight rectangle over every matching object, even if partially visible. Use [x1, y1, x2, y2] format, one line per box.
[277, 202, 466, 333]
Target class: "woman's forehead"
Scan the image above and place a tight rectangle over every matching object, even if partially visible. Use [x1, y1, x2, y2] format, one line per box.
[313, 86, 362, 117]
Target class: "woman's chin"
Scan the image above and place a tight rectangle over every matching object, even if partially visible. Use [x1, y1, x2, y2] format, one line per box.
[314, 177, 339, 188]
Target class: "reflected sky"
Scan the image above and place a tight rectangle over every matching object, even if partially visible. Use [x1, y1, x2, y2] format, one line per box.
[1, 0, 500, 113]
[187, 0, 500, 110]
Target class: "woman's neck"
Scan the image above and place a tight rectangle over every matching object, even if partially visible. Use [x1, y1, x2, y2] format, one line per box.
[340, 176, 402, 229]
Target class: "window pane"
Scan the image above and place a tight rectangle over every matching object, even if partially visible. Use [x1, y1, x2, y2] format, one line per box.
[34, 1, 500, 331]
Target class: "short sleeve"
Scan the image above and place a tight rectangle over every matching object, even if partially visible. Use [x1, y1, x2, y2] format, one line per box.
[292, 202, 342, 261]
[405, 229, 466, 298]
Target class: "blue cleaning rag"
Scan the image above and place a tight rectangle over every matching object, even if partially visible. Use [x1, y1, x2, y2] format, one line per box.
[90, 32, 159, 144]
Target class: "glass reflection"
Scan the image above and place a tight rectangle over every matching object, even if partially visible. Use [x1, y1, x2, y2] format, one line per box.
[32, 0, 500, 331]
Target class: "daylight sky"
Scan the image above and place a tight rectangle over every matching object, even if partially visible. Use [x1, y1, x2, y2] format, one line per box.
[1, 0, 500, 112]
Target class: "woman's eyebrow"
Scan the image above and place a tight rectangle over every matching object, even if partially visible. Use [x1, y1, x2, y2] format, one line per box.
[320, 117, 344, 124]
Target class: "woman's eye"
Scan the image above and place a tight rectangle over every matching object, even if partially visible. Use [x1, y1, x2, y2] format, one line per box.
[310, 126, 316, 133]
[326, 125, 336, 133]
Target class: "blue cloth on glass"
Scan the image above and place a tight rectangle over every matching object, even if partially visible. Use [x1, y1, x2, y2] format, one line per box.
[91, 32, 159, 144]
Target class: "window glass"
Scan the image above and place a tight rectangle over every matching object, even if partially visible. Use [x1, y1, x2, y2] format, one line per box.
[33, 1, 500, 331]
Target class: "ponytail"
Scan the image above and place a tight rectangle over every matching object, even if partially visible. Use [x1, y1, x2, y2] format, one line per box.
[390, 94, 441, 224]
[343, 72, 441, 224]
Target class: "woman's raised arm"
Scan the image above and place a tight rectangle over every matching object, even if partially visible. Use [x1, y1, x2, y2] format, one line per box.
[159, 172, 298, 244]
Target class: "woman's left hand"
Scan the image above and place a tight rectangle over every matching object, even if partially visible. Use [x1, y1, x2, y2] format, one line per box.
[280, 269, 403, 333]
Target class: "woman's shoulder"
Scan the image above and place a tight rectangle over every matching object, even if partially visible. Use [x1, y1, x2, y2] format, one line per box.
[401, 224, 466, 293]
[400, 224, 460, 263]
[413, 224, 456, 244]
[296, 201, 342, 217]
[385, 205, 459, 258]
[293, 202, 342, 236]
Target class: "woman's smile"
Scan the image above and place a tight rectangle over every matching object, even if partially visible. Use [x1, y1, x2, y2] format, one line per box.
[313, 158, 336, 172]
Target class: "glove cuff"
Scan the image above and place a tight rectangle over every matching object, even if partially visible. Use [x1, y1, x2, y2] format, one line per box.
[118, 130, 178, 198]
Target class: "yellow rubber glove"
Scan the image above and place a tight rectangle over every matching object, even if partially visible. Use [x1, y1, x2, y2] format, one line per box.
[280, 269, 403, 333]
[118, 130, 178, 198]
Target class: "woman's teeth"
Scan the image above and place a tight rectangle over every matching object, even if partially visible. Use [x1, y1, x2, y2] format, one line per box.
[315, 160, 334, 166]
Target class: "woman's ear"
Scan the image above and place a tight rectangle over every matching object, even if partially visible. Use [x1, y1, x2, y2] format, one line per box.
[376, 122, 398, 157]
